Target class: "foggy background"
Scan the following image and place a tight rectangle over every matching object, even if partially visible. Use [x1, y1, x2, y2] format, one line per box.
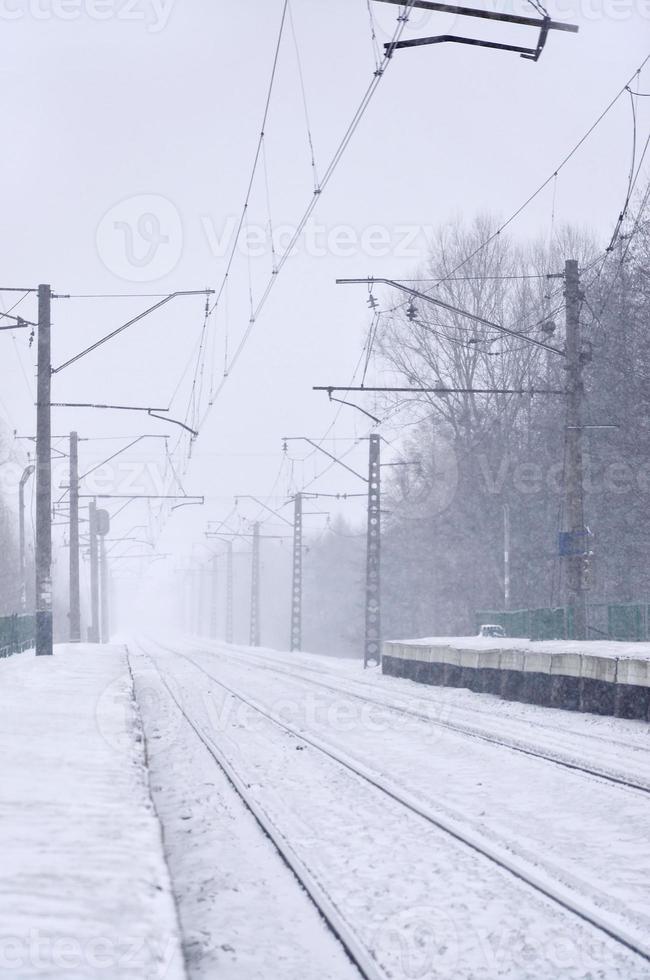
[0, 0, 647, 652]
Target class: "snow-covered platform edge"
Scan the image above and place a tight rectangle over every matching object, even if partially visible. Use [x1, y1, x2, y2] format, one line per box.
[383, 638, 650, 720]
[0, 643, 186, 979]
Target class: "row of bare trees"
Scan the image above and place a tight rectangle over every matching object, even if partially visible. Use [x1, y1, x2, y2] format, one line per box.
[302, 200, 650, 649]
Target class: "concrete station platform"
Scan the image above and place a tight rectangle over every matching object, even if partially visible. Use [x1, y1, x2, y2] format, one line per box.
[0, 645, 184, 979]
[383, 637, 650, 720]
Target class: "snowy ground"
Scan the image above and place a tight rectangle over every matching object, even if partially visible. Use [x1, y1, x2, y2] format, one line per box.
[0, 644, 185, 980]
[4, 638, 649, 979]
[130, 635, 650, 980]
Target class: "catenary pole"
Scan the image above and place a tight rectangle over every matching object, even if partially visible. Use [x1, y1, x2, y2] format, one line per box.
[69, 431, 81, 641]
[35, 284, 53, 656]
[88, 500, 100, 643]
[249, 523, 261, 647]
[503, 503, 511, 612]
[226, 541, 234, 644]
[99, 532, 109, 643]
[365, 434, 381, 668]
[210, 554, 219, 640]
[290, 493, 303, 652]
[563, 259, 587, 640]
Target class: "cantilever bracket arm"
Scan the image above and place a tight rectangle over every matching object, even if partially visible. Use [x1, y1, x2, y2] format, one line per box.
[327, 394, 382, 426]
[52, 289, 214, 374]
[50, 401, 199, 437]
[0, 313, 36, 330]
[336, 277, 566, 357]
[147, 411, 198, 437]
[387, 32, 548, 60]
[374, 0, 577, 60]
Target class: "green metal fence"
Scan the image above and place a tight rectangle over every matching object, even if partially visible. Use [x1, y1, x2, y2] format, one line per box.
[476, 602, 650, 641]
[0, 614, 36, 658]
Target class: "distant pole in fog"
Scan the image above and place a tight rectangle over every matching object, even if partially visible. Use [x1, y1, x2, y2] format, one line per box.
[249, 523, 261, 647]
[226, 542, 234, 644]
[196, 566, 204, 636]
[88, 500, 100, 643]
[69, 432, 81, 641]
[210, 554, 219, 640]
[364, 434, 381, 669]
[99, 533, 110, 643]
[290, 493, 303, 652]
[503, 503, 511, 612]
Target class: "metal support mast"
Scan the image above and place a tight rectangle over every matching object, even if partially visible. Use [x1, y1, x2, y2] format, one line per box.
[88, 500, 100, 643]
[563, 259, 587, 640]
[99, 532, 109, 643]
[210, 554, 219, 640]
[196, 567, 205, 635]
[35, 284, 53, 656]
[226, 541, 234, 644]
[503, 503, 511, 612]
[365, 434, 381, 668]
[249, 523, 261, 647]
[290, 493, 303, 652]
[69, 431, 81, 641]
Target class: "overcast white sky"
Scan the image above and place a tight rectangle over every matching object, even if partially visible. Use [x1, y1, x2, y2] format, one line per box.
[0, 0, 648, 616]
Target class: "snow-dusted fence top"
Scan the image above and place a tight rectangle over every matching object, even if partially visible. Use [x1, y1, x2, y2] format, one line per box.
[476, 602, 650, 643]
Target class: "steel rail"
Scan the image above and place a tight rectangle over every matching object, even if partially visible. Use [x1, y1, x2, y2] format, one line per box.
[143, 638, 650, 967]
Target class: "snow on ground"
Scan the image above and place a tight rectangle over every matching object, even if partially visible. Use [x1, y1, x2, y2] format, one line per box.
[135, 635, 650, 980]
[0, 644, 185, 980]
[129, 645, 361, 980]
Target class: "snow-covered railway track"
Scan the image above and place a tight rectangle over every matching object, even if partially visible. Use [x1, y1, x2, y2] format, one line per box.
[133, 639, 383, 980]
[181, 638, 650, 755]
[142, 638, 650, 969]
[169, 638, 650, 797]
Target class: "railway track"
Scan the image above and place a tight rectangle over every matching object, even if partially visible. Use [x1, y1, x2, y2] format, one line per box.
[136, 636, 650, 971]
[181, 637, 650, 755]
[168, 637, 650, 797]
[131, 639, 383, 980]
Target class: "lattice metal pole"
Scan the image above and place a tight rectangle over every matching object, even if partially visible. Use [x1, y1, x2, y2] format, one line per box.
[88, 500, 100, 643]
[365, 434, 381, 667]
[563, 259, 587, 641]
[225, 541, 234, 644]
[210, 554, 219, 640]
[249, 522, 261, 647]
[69, 432, 81, 641]
[290, 493, 303, 651]
[193, 568, 201, 635]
